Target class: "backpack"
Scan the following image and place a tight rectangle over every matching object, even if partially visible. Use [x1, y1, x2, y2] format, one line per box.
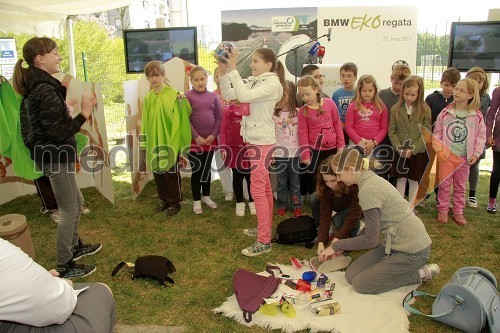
[272, 215, 317, 245]
[111, 255, 176, 287]
[403, 266, 500, 333]
[232, 266, 282, 323]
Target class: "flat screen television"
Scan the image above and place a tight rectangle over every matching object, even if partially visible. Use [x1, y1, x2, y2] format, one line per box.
[448, 21, 500, 72]
[123, 27, 198, 74]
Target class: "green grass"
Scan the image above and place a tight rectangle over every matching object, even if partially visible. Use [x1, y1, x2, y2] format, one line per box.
[0, 167, 498, 333]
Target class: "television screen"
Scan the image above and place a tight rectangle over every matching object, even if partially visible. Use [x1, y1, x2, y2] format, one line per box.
[123, 27, 198, 73]
[448, 21, 500, 72]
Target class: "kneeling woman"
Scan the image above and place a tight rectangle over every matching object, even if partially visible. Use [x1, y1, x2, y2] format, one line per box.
[311, 155, 363, 257]
[320, 148, 439, 294]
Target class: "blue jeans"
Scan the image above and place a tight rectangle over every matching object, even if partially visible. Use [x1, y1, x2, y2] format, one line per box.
[273, 157, 302, 209]
[310, 192, 360, 237]
[37, 162, 82, 266]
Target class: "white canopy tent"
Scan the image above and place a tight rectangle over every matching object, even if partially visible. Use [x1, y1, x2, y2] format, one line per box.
[0, 0, 140, 75]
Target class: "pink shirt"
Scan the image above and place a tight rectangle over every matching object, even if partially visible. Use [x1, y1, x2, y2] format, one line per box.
[298, 98, 345, 161]
[345, 101, 388, 144]
[273, 108, 299, 158]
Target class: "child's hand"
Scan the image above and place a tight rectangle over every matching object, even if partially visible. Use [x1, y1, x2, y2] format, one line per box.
[488, 136, 495, 147]
[302, 159, 311, 166]
[221, 150, 226, 160]
[205, 135, 215, 145]
[436, 151, 447, 162]
[317, 242, 325, 257]
[178, 155, 188, 168]
[405, 150, 413, 158]
[467, 155, 478, 165]
[195, 136, 205, 146]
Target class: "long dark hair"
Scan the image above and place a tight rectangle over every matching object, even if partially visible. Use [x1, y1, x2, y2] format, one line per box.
[316, 155, 349, 200]
[13, 37, 58, 95]
[274, 80, 298, 117]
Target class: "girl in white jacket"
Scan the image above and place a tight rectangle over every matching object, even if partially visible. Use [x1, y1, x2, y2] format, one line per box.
[219, 47, 286, 257]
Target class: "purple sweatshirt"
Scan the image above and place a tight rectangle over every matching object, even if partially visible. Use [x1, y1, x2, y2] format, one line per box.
[486, 86, 500, 152]
[186, 89, 222, 139]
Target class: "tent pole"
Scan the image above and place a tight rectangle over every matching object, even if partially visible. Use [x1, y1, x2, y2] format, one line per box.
[67, 17, 77, 77]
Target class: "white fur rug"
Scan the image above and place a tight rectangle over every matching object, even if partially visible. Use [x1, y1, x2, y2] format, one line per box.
[214, 263, 418, 333]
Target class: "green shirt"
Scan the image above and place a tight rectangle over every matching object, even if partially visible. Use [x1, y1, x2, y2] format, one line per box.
[450, 109, 468, 157]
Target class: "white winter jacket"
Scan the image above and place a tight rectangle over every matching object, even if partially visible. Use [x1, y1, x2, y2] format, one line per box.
[220, 70, 283, 145]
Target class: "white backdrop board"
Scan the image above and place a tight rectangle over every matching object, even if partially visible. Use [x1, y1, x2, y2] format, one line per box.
[222, 6, 417, 88]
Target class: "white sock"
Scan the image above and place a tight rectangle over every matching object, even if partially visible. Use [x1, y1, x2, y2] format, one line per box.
[396, 178, 407, 198]
[408, 179, 418, 204]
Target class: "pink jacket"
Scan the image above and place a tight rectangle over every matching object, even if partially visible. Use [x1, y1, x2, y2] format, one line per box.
[432, 104, 487, 161]
[298, 98, 345, 162]
[486, 87, 500, 152]
[345, 101, 388, 144]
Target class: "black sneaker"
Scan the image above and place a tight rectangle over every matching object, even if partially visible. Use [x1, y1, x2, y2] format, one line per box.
[72, 239, 102, 261]
[56, 260, 96, 279]
[165, 203, 181, 216]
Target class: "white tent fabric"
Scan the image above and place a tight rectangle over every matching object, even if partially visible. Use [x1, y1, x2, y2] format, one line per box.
[0, 0, 139, 38]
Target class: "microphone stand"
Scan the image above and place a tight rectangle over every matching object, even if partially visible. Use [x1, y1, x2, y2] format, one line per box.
[277, 31, 330, 85]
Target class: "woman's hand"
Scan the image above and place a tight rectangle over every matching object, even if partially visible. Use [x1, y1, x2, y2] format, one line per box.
[80, 92, 96, 120]
[317, 242, 325, 257]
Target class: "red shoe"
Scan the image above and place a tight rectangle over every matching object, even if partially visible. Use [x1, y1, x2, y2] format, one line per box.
[293, 208, 302, 218]
[276, 208, 286, 216]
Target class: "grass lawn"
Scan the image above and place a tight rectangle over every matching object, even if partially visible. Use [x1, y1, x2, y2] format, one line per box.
[0, 161, 498, 333]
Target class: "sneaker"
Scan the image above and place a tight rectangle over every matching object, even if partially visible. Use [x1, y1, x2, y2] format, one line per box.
[165, 203, 181, 216]
[81, 201, 91, 214]
[422, 263, 440, 281]
[452, 213, 467, 226]
[40, 207, 50, 214]
[49, 209, 60, 223]
[201, 196, 217, 209]
[225, 192, 234, 201]
[56, 260, 96, 279]
[193, 200, 202, 215]
[468, 197, 478, 208]
[437, 212, 448, 224]
[293, 208, 302, 218]
[487, 203, 497, 214]
[243, 228, 258, 237]
[276, 208, 286, 216]
[248, 202, 256, 215]
[236, 202, 246, 217]
[241, 241, 271, 257]
[72, 239, 102, 261]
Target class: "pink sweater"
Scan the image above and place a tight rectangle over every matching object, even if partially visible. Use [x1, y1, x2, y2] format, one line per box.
[298, 98, 345, 161]
[345, 101, 388, 144]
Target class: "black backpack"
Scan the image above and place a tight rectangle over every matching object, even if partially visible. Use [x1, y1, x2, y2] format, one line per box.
[272, 215, 318, 245]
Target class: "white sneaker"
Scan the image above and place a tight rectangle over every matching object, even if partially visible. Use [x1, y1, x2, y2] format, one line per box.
[422, 263, 440, 281]
[201, 196, 217, 209]
[468, 197, 478, 208]
[236, 202, 245, 216]
[225, 192, 234, 201]
[248, 202, 256, 215]
[193, 200, 202, 214]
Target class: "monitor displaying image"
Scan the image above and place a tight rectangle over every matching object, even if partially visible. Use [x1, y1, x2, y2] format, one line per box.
[448, 21, 500, 72]
[123, 27, 198, 74]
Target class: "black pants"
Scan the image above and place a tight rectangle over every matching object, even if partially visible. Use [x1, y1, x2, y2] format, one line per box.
[34, 175, 58, 211]
[188, 150, 214, 201]
[153, 164, 182, 205]
[490, 151, 500, 199]
[232, 168, 253, 203]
